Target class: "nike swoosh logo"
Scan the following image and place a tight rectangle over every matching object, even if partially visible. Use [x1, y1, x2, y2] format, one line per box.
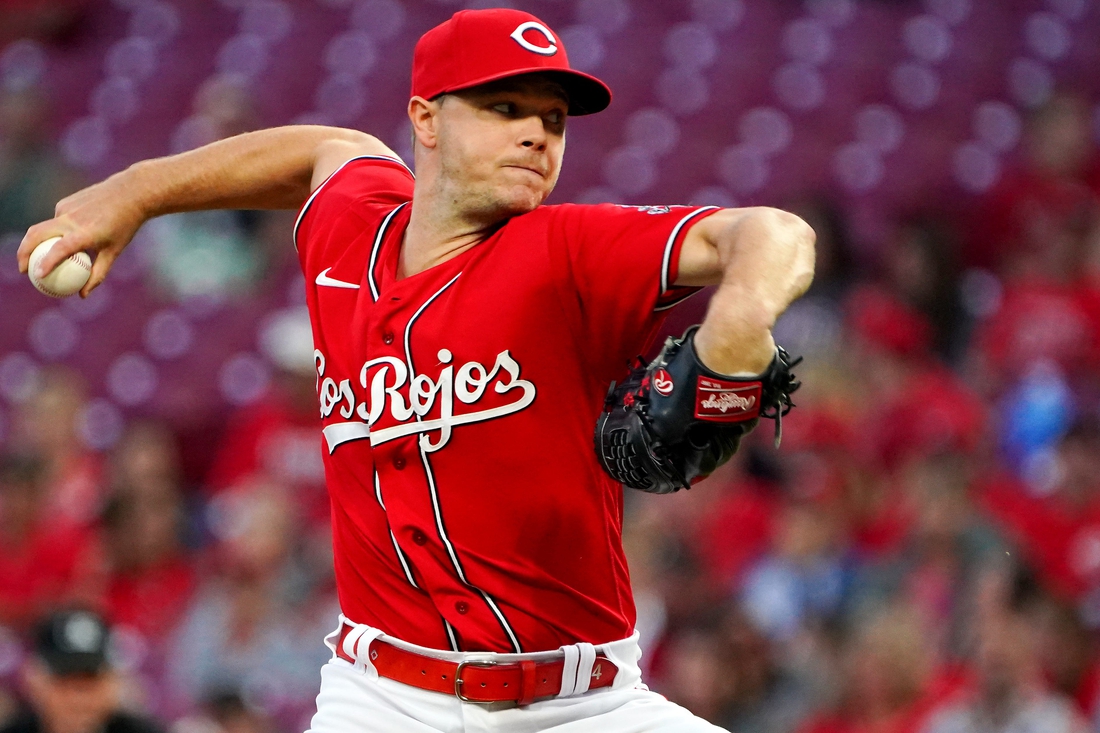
[316, 268, 360, 289]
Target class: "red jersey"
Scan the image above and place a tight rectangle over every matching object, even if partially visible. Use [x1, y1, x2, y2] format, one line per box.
[295, 155, 718, 653]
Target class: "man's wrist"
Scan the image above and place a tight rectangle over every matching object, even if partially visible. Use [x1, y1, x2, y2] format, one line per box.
[120, 160, 164, 221]
[693, 316, 775, 376]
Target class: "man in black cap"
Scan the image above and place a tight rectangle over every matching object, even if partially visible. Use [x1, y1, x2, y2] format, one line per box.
[1, 610, 163, 733]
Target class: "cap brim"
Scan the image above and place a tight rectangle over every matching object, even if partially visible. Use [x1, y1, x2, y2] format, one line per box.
[444, 68, 612, 116]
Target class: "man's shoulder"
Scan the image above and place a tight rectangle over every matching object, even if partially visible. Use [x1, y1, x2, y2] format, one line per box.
[297, 157, 412, 247]
[497, 202, 691, 241]
[496, 202, 601, 231]
[306, 155, 414, 216]
[508, 202, 688, 224]
[329, 157, 413, 204]
[334, 153, 414, 179]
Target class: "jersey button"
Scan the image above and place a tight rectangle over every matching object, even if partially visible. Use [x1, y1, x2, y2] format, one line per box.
[393, 456, 406, 470]
[412, 530, 428, 546]
[455, 602, 469, 615]
[382, 331, 395, 344]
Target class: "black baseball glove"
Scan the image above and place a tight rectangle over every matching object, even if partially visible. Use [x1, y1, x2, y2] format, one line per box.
[594, 325, 801, 494]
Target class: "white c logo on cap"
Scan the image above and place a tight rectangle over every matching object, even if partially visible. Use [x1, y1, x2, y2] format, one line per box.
[510, 21, 558, 56]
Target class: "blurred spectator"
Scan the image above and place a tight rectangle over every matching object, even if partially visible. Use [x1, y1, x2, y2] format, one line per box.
[101, 423, 196, 642]
[9, 369, 102, 529]
[101, 471, 196, 640]
[845, 286, 987, 474]
[969, 94, 1100, 279]
[921, 603, 1089, 733]
[107, 422, 183, 497]
[719, 608, 822, 733]
[972, 279, 1094, 393]
[0, 84, 78, 238]
[99, 476, 196, 720]
[207, 307, 328, 525]
[844, 285, 934, 403]
[800, 606, 935, 733]
[658, 625, 737, 723]
[146, 78, 269, 302]
[882, 215, 966, 362]
[982, 418, 1100, 605]
[689, 470, 779, 595]
[850, 452, 1005, 660]
[169, 691, 269, 733]
[165, 484, 335, 728]
[0, 455, 103, 631]
[1030, 599, 1100, 721]
[1, 609, 162, 733]
[739, 482, 850, 643]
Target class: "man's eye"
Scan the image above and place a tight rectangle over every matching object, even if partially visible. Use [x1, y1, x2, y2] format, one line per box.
[493, 103, 514, 115]
[546, 111, 563, 125]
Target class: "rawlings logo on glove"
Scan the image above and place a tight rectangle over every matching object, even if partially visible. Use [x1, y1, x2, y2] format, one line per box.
[593, 326, 801, 495]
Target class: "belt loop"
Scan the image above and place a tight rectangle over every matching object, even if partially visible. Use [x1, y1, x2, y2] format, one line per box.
[572, 643, 597, 695]
[558, 644, 581, 698]
[341, 624, 367, 666]
[517, 660, 537, 706]
[343, 625, 384, 678]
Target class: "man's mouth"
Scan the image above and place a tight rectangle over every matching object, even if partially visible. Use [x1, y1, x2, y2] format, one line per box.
[503, 164, 546, 178]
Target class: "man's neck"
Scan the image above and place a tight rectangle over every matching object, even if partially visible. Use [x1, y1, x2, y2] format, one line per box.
[399, 182, 505, 280]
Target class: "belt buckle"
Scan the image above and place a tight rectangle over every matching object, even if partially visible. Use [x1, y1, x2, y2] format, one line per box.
[454, 659, 511, 703]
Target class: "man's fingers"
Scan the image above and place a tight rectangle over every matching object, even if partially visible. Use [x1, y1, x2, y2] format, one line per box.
[80, 249, 117, 298]
[34, 232, 96, 280]
[17, 221, 64, 274]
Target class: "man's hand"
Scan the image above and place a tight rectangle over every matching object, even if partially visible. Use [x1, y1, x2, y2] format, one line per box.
[18, 171, 147, 298]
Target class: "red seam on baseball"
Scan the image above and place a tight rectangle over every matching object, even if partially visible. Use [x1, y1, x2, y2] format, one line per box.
[35, 283, 65, 298]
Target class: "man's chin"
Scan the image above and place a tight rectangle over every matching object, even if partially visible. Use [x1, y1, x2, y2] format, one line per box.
[485, 190, 547, 221]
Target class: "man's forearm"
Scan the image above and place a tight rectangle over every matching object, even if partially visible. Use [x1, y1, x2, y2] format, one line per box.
[18, 124, 380, 295]
[694, 209, 816, 375]
[125, 125, 369, 218]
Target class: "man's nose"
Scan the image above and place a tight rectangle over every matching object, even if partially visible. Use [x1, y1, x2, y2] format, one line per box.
[518, 116, 547, 150]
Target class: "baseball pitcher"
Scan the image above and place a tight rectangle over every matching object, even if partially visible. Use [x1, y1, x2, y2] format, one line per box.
[19, 9, 815, 732]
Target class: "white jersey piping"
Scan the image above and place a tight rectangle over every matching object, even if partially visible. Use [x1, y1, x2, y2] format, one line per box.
[292, 154, 413, 252]
[367, 203, 408, 301]
[373, 469, 419, 589]
[655, 206, 719, 311]
[403, 273, 524, 654]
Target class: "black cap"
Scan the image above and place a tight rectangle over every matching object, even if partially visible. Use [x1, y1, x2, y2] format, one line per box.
[34, 610, 111, 676]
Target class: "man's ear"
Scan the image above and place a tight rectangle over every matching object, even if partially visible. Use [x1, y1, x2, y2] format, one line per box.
[408, 96, 441, 150]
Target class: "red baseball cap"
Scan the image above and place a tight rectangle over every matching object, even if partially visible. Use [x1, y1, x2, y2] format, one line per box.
[411, 9, 612, 116]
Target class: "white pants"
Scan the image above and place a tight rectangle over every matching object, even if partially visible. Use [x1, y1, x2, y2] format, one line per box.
[305, 618, 728, 733]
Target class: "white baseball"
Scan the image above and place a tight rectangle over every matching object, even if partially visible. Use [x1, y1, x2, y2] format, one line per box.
[28, 237, 92, 298]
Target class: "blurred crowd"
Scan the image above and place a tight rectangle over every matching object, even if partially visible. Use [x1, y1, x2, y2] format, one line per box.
[624, 92, 1100, 733]
[3, 10, 1100, 733]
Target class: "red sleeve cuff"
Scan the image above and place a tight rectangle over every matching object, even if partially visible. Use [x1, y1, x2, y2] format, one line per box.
[656, 206, 722, 311]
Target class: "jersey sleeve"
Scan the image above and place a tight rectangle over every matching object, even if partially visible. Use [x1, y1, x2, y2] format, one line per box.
[293, 155, 415, 263]
[547, 203, 722, 378]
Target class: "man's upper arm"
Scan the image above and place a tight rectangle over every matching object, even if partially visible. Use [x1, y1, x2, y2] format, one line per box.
[674, 207, 756, 288]
[294, 138, 414, 259]
[311, 134, 405, 191]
